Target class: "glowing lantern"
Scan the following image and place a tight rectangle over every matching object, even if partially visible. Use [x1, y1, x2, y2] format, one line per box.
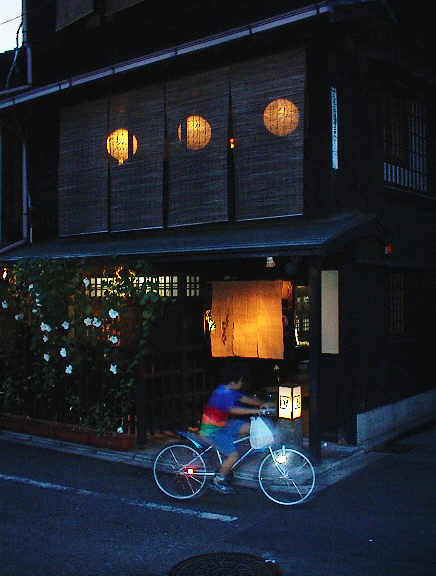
[263, 98, 299, 136]
[177, 115, 212, 150]
[106, 129, 138, 165]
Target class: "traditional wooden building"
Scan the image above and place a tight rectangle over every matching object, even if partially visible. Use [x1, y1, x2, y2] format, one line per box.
[1, 0, 435, 456]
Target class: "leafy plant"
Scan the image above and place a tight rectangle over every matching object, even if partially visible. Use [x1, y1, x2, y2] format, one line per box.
[0, 259, 159, 435]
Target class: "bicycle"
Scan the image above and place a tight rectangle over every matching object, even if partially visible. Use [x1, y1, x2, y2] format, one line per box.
[153, 409, 315, 506]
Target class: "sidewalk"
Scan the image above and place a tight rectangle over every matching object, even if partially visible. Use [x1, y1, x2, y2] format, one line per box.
[3, 418, 433, 493]
[0, 426, 381, 493]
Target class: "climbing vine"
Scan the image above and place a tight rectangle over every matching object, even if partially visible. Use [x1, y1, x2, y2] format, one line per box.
[0, 259, 159, 434]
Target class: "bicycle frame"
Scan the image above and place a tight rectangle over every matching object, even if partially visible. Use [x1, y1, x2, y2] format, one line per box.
[178, 430, 282, 476]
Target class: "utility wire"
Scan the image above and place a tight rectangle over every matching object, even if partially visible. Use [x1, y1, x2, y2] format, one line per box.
[0, 0, 55, 27]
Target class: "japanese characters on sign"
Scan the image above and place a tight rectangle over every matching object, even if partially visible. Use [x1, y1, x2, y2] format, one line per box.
[278, 386, 302, 420]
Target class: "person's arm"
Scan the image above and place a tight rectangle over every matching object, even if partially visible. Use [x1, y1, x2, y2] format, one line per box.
[239, 395, 263, 407]
[228, 405, 260, 416]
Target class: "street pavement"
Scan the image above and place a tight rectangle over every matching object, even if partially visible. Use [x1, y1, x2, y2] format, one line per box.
[0, 420, 434, 575]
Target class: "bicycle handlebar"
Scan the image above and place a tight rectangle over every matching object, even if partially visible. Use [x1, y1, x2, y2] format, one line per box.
[260, 407, 276, 417]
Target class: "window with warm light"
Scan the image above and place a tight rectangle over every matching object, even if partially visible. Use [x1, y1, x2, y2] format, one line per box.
[106, 128, 138, 165]
[177, 115, 212, 150]
[263, 98, 299, 136]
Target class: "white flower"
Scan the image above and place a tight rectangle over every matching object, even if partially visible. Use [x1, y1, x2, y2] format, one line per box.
[65, 365, 73, 374]
[109, 364, 117, 375]
[15, 313, 24, 321]
[43, 335, 48, 343]
[43, 353, 50, 362]
[40, 322, 47, 331]
[45, 324, 52, 332]
[83, 317, 92, 326]
[108, 308, 119, 319]
[61, 321, 70, 330]
[92, 317, 102, 327]
[1, 301, 8, 309]
[60, 348, 67, 358]
[83, 278, 90, 288]
[28, 284, 34, 291]
[32, 308, 38, 314]
[117, 426, 124, 434]
[109, 335, 119, 344]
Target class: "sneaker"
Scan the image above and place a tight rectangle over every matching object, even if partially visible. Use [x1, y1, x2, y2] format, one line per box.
[209, 474, 234, 494]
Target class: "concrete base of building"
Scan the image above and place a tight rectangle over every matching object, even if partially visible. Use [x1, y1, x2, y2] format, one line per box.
[356, 389, 436, 445]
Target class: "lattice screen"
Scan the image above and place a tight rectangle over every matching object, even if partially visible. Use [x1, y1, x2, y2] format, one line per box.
[108, 86, 164, 231]
[56, 0, 94, 30]
[58, 99, 109, 236]
[231, 49, 305, 220]
[166, 68, 229, 226]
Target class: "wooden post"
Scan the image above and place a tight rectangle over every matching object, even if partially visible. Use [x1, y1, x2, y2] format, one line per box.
[309, 257, 322, 463]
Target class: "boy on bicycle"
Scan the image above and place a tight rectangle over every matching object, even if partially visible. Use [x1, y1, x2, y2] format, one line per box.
[199, 362, 265, 494]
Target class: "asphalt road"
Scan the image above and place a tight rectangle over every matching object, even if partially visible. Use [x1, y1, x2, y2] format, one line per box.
[0, 423, 434, 576]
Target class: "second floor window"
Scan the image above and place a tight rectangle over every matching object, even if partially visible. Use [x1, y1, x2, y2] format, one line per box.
[383, 93, 427, 194]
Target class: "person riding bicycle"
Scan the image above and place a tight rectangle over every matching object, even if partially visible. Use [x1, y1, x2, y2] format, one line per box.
[199, 362, 265, 494]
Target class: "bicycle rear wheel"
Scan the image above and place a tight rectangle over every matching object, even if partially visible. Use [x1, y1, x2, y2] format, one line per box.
[258, 446, 315, 505]
[153, 443, 208, 500]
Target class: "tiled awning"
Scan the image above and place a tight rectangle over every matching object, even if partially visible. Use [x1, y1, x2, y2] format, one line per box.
[1, 213, 381, 261]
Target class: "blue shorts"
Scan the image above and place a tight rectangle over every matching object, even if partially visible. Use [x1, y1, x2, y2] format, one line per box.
[208, 419, 247, 456]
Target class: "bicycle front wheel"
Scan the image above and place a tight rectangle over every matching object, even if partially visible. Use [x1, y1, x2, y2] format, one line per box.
[153, 443, 208, 500]
[258, 446, 315, 505]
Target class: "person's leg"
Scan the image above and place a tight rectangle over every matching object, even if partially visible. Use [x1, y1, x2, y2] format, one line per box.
[217, 420, 249, 476]
[219, 450, 239, 477]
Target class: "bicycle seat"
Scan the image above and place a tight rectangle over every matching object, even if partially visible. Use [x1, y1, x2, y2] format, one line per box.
[178, 431, 214, 450]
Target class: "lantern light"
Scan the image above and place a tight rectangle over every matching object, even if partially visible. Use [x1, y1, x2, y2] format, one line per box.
[229, 137, 236, 149]
[263, 98, 299, 136]
[106, 128, 138, 165]
[178, 115, 212, 150]
[266, 257, 276, 269]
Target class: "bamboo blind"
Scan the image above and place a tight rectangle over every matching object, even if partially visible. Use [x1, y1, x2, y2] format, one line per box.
[231, 49, 305, 220]
[105, 0, 143, 15]
[210, 281, 284, 359]
[166, 68, 229, 227]
[109, 86, 164, 231]
[56, 0, 94, 30]
[58, 99, 109, 236]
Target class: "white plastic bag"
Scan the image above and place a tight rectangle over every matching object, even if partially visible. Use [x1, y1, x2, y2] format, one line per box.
[249, 417, 274, 449]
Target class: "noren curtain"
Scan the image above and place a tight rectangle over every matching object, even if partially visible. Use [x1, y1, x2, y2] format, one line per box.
[210, 281, 284, 359]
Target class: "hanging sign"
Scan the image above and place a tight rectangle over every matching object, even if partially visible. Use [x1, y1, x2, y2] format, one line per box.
[331, 86, 338, 170]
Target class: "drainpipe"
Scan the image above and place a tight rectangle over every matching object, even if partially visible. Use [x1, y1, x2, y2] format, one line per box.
[22, 0, 32, 86]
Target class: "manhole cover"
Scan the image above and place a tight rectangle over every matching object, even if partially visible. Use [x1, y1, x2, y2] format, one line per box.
[168, 552, 283, 576]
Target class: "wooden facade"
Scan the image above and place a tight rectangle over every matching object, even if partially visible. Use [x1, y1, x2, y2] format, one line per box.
[1, 1, 435, 449]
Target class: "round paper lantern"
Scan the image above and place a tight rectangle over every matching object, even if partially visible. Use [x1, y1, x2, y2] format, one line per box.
[106, 128, 138, 165]
[263, 98, 299, 136]
[177, 115, 212, 150]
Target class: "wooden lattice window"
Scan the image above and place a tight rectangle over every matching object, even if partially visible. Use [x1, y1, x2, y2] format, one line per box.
[390, 273, 405, 336]
[383, 94, 428, 194]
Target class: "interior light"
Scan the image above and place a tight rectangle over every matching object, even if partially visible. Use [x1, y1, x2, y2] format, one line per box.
[178, 115, 212, 150]
[263, 98, 299, 136]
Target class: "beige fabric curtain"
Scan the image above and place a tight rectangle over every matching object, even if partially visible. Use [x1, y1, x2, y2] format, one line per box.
[210, 281, 284, 359]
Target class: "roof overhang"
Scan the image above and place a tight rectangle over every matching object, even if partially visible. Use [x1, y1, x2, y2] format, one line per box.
[0, 2, 330, 110]
[0, 213, 383, 262]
